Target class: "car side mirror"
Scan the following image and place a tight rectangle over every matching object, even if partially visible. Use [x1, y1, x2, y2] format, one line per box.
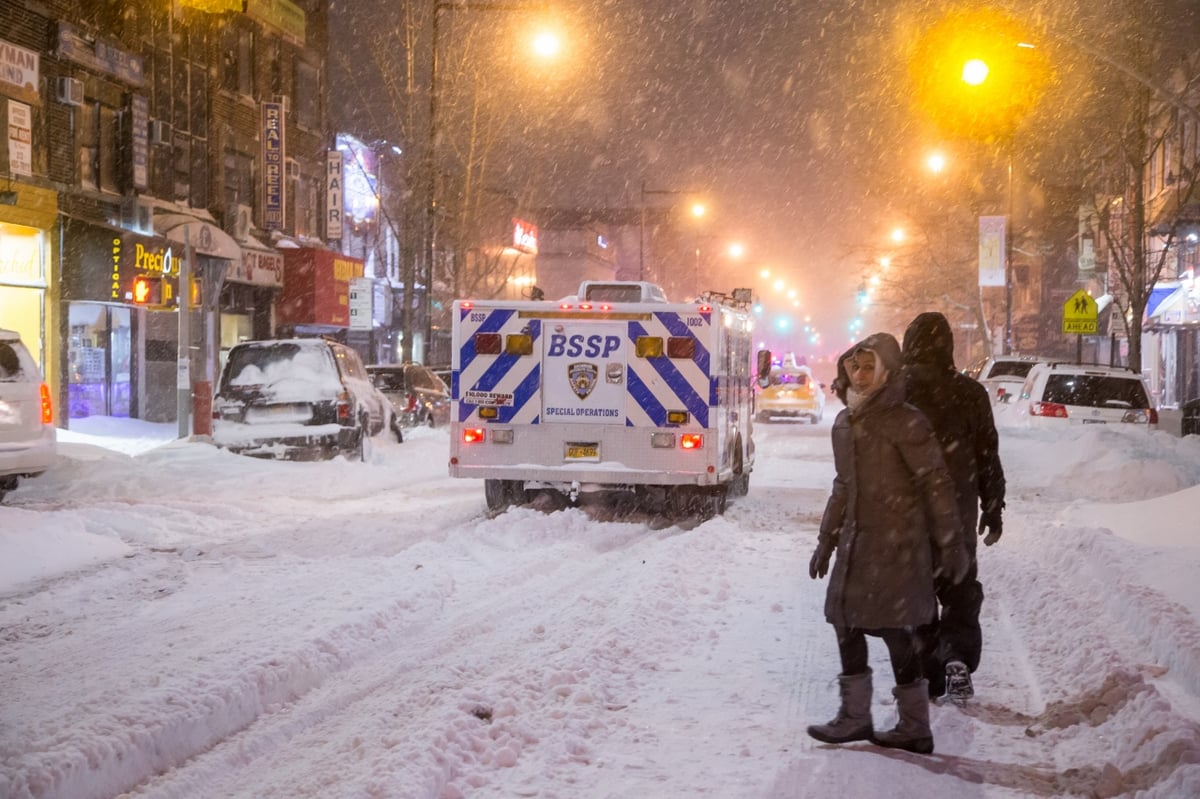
[756, 349, 772, 389]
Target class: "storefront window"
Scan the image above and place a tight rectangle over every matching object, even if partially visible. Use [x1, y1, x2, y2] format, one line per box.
[68, 303, 131, 418]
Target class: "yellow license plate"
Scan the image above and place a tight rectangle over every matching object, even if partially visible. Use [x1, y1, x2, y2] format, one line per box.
[565, 443, 599, 460]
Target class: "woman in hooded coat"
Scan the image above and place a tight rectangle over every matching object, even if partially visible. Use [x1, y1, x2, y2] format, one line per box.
[807, 332, 967, 755]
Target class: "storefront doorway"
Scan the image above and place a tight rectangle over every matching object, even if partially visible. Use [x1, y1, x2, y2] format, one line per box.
[67, 303, 131, 418]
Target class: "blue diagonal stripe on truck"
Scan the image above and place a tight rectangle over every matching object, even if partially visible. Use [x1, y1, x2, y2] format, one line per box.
[457, 308, 515, 375]
[655, 311, 711, 374]
[628, 320, 709, 427]
[626, 367, 666, 426]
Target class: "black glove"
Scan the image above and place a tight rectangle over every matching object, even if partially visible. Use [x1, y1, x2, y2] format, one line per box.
[809, 537, 835, 579]
[978, 509, 1002, 547]
[935, 543, 969, 585]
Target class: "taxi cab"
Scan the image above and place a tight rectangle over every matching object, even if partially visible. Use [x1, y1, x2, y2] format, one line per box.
[755, 358, 825, 423]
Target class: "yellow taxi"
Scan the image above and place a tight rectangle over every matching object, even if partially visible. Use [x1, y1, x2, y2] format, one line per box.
[755, 360, 825, 423]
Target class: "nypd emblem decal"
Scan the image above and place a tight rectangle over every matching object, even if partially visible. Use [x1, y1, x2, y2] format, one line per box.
[568, 362, 598, 400]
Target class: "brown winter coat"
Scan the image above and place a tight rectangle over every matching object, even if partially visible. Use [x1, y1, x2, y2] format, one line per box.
[818, 335, 964, 630]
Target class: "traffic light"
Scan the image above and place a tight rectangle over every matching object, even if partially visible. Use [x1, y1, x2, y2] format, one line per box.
[131, 275, 162, 305]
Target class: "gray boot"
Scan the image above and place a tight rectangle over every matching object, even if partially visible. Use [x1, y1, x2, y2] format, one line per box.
[871, 679, 934, 754]
[807, 670, 873, 744]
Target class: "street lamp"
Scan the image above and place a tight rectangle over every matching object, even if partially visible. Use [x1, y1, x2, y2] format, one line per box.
[961, 55, 1016, 354]
[422, 1, 560, 364]
[639, 181, 705, 282]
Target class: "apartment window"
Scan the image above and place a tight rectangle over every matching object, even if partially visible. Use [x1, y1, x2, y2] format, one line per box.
[79, 102, 97, 190]
[224, 150, 255, 210]
[98, 106, 119, 193]
[222, 26, 255, 96]
[295, 60, 319, 128]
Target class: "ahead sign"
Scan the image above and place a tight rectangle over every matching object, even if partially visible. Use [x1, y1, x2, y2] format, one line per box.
[1062, 289, 1098, 335]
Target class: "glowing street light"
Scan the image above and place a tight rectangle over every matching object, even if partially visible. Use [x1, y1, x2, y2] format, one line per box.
[961, 58, 989, 85]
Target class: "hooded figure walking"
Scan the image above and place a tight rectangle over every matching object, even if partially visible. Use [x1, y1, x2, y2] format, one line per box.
[807, 332, 968, 755]
[902, 312, 1006, 703]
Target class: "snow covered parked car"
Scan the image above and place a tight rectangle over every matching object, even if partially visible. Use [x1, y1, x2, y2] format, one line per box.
[964, 353, 1049, 403]
[212, 338, 399, 460]
[0, 329, 56, 502]
[1010, 362, 1157, 428]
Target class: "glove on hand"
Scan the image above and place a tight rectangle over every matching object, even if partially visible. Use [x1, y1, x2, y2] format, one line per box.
[809, 537, 835, 579]
[935, 543, 969, 586]
[978, 509, 1002, 547]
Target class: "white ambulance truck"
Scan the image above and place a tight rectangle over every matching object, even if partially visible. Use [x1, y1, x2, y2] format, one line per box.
[448, 281, 758, 518]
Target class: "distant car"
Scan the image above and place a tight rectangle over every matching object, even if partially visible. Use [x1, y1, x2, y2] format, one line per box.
[755, 362, 825, 423]
[964, 354, 1050, 403]
[0, 329, 57, 503]
[1010, 362, 1157, 428]
[367, 363, 452, 428]
[212, 338, 398, 460]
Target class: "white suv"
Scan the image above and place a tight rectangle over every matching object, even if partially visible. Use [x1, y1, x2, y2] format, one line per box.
[0, 329, 57, 502]
[1012, 362, 1157, 428]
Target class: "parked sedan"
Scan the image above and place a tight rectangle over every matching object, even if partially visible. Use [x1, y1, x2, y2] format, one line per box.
[367, 363, 452, 428]
[212, 338, 398, 460]
[0, 329, 57, 502]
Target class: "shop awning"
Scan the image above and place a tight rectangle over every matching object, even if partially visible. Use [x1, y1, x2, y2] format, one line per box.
[154, 214, 241, 260]
[1144, 284, 1180, 322]
[1145, 285, 1200, 329]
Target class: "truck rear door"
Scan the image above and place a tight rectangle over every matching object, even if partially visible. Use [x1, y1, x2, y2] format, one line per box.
[541, 322, 627, 425]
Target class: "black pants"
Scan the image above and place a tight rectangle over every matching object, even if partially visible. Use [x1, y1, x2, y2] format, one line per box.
[922, 560, 985, 696]
[834, 625, 924, 685]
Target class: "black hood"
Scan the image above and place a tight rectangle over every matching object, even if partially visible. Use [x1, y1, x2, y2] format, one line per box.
[902, 312, 956, 371]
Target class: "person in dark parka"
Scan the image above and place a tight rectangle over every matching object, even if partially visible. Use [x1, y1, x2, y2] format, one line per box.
[902, 311, 1006, 702]
[807, 332, 968, 755]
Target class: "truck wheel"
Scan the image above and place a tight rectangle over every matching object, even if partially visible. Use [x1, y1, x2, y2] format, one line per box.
[484, 479, 524, 514]
[727, 437, 749, 498]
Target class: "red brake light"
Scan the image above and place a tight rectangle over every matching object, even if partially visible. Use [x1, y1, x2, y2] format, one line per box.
[560, 302, 572, 310]
[1030, 401, 1067, 418]
[1149, 408, 1159, 425]
[579, 302, 592, 310]
[404, 392, 419, 413]
[39, 383, 53, 424]
[462, 301, 473, 310]
[336, 391, 352, 421]
[680, 433, 703, 449]
[462, 427, 485, 443]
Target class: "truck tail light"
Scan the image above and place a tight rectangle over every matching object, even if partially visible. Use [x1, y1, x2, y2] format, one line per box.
[40, 383, 53, 424]
[462, 427, 485, 443]
[336, 391, 353, 421]
[680, 433, 703, 449]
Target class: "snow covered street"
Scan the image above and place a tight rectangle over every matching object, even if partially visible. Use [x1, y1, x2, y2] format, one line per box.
[2, 418, 1199, 798]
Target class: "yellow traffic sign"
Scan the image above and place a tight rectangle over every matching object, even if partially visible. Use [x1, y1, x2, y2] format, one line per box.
[1062, 289, 1098, 335]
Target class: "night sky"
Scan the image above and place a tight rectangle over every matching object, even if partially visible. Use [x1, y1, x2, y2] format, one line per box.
[329, 0, 1200, 363]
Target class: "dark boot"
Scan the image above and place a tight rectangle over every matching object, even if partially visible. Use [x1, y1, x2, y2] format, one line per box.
[871, 679, 934, 754]
[807, 670, 873, 744]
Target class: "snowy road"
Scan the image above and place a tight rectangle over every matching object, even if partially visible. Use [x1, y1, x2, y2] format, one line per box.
[2, 420, 1199, 798]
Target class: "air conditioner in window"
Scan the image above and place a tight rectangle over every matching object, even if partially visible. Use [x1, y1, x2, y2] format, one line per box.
[57, 76, 84, 107]
[285, 158, 300, 181]
[149, 120, 172, 146]
[120, 196, 155, 234]
[229, 203, 253, 240]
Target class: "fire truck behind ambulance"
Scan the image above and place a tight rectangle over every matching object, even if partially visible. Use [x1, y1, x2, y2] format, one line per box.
[448, 281, 758, 518]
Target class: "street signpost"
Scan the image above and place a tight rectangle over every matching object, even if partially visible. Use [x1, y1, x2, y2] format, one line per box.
[1062, 288, 1098, 362]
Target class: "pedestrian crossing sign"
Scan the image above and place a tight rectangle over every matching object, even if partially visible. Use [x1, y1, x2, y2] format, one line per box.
[1062, 289, 1098, 334]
